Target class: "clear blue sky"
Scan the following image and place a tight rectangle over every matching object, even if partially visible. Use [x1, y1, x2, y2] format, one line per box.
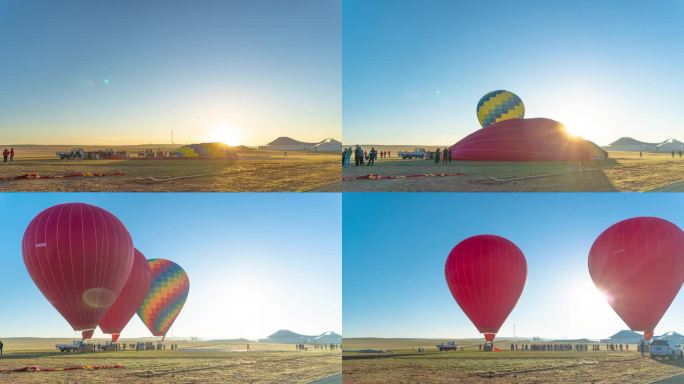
[0, 0, 340, 145]
[343, 0, 684, 146]
[0, 193, 341, 339]
[344, 193, 684, 340]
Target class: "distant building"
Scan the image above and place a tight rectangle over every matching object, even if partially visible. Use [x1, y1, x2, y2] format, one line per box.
[601, 330, 648, 344]
[258, 329, 342, 344]
[603, 137, 684, 152]
[260, 137, 342, 152]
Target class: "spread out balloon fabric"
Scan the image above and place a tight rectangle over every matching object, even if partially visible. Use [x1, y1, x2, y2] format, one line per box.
[589, 217, 684, 340]
[137, 259, 190, 338]
[22, 203, 134, 334]
[100, 249, 153, 342]
[476, 90, 525, 128]
[445, 235, 527, 342]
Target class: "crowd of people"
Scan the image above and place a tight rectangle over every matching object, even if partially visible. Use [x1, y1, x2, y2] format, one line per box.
[2, 148, 15, 163]
[342, 145, 455, 167]
[295, 343, 340, 351]
[472, 343, 634, 352]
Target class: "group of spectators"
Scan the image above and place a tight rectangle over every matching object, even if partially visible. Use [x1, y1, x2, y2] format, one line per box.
[342, 146, 385, 167]
[2, 148, 14, 163]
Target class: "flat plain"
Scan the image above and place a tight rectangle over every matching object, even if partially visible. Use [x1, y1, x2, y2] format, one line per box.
[0, 145, 340, 192]
[0, 338, 340, 383]
[342, 147, 684, 192]
[342, 338, 684, 384]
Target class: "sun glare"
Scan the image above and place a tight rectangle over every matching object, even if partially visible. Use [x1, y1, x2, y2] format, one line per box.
[207, 125, 241, 146]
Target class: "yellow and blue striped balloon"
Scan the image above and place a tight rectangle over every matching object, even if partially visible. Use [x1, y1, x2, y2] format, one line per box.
[476, 90, 525, 128]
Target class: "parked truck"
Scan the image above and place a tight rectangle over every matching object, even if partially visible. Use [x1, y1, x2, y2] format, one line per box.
[436, 341, 458, 351]
[398, 148, 426, 159]
[56, 340, 85, 352]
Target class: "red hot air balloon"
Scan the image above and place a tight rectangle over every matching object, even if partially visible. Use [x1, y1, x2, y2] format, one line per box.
[589, 217, 684, 341]
[82, 329, 94, 340]
[22, 203, 134, 335]
[445, 235, 527, 343]
[99, 249, 152, 342]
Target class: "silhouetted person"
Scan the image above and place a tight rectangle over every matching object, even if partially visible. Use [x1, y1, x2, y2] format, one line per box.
[448, 148, 452, 162]
[2, 148, 8, 163]
[367, 147, 377, 166]
[355, 146, 364, 166]
[442, 148, 448, 164]
[434, 148, 441, 164]
[9, 148, 14, 162]
[0, 339, 3, 355]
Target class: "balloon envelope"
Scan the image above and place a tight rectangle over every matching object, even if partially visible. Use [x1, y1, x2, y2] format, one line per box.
[99, 248, 152, 342]
[137, 259, 189, 337]
[476, 90, 525, 128]
[22, 203, 134, 333]
[588, 217, 684, 339]
[445, 235, 527, 342]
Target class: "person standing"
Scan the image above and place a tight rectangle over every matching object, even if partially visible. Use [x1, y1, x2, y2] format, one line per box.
[367, 147, 377, 166]
[9, 148, 14, 163]
[447, 147, 452, 163]
[355, 145, 363, 166]
[442, 148, 448, 164]
[434, 148, 440, 164]
[2, 148, 8, 163]
[0, 339, 3, 356]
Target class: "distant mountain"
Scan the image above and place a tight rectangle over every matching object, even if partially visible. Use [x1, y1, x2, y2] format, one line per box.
[604, 137, 683, 152]
[656, 138, 684, 151]
[601, 330, 644, 343]
[655, 332, 684, 344]
[260, 137, 342, 152]
[259, 329, 341, 344]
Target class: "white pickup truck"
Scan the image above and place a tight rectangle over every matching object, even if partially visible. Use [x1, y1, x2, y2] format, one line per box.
[398, 148, 426, 160]
[650, 339, 683, 359]
[56, 340, 85, 352]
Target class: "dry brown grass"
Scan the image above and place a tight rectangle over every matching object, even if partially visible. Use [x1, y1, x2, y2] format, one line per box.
[0, 145, 340, 192]
[341, 150, 684, 192]
[342, 338, 684, 384]
[0, 338, 340, 383]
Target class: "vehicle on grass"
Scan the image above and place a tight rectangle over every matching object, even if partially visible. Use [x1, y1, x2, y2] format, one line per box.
[56, 340, 85, 352]
[650, 339, 683, 359]
[56, 148, 85, 160]
[436, 341, 458, 351]
[398, 148, 426, 159]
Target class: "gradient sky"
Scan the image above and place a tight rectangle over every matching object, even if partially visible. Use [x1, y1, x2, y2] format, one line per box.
[344, 193, 684, 340]
[0, 0, 340, 145]
[0, 193, 341, 340]
[344, 0, 684, 146]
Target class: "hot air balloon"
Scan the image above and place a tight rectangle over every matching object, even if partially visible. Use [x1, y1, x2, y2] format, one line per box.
[22, 203, 134, 335]
[137, 259, 189, 340]
[445, 235, 527, 344]
[588, 217, 684, 341]
[99, 249, 152, 342]
[476, 90, 525, 128]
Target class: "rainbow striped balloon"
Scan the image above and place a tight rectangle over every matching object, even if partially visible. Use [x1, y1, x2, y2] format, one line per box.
[137, 259, 189, 337]
[476, 90, 525, 128]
